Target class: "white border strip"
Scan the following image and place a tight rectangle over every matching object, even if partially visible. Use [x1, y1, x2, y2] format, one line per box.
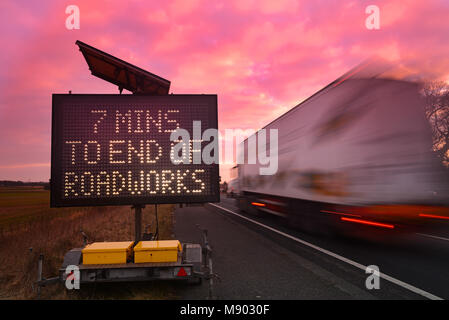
[209, 203, 443, 300]
[416, 233, 449, 243]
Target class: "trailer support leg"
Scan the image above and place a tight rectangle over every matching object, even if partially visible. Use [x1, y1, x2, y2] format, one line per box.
[132, 205, 145, 243]
[37, 254, 43, 297]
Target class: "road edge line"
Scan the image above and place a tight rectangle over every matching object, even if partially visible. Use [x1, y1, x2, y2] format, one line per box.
[208, 203, 443, 300]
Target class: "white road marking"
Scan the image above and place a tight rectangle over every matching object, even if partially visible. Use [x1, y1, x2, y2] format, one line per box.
[259, 207, 288, 218]
[209, 203, 443, 300]
[416, 233, 449, 243]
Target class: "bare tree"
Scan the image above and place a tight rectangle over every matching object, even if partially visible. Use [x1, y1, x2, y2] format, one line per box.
[423, 81, 449, 166]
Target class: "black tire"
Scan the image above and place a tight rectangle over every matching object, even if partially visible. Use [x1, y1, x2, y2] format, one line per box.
[287, 200, 336, 237]
[187, 277, 203, 285]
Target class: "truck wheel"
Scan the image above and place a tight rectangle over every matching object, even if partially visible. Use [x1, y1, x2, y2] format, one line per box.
[246, 196, 262, 216]
[237, 197, 247, 212]
[287, 201, 324, 235]
[287, 212, 302, 229]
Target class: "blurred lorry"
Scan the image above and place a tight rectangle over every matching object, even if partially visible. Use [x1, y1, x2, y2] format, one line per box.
[227, 178, 240, 198]
[236, 64, 449, 232]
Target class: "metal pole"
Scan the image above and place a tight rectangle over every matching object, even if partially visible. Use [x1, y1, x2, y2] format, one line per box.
[154, 204, 159, 240]
[37, 254, 43, 297]
[133, 205, 144, 243]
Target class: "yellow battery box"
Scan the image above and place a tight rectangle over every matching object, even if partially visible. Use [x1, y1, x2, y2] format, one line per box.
[134, 240, 182, 263]
[82, 241, 134, 265]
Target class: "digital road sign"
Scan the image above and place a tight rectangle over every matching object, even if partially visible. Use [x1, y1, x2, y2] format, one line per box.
[51, 94, 219, 207]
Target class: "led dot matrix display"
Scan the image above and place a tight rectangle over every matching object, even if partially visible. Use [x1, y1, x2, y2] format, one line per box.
[51, 94, 219, 207]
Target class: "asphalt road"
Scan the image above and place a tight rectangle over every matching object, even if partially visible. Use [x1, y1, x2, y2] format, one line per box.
[173, 195, 449, 299]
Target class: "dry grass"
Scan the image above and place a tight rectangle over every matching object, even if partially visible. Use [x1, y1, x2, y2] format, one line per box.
[0, 187, 177, 300]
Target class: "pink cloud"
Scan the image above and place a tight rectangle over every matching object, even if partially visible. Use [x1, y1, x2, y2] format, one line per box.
[232, 0, 300, 14]
[0, 0, 449, 182]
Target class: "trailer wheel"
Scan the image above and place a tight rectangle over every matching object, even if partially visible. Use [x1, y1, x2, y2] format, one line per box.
[237, 196, 247, 212]
[286, 200, 334, 237]
[287, 211, 302, 229]
[187, 277, 203, 285]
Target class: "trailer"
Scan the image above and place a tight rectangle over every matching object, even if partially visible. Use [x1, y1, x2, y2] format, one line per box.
[36, 227, 212, 290]
[236, 61, 449, 232]
[36, 40, 218, 297]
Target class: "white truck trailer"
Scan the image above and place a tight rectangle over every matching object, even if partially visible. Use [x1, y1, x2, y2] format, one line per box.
[236, 67, 449, 232]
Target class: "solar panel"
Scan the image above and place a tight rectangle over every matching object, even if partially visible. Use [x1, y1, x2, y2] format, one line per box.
[76, 40, 171, 95]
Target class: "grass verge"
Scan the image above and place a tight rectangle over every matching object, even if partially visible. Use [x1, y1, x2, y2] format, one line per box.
[0, 187, 177, 299]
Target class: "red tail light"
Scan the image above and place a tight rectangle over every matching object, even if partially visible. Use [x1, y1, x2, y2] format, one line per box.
[340, 217, 395, 229]
[321, 210, 361, 217]
[251, 202, 266, 207]
[419, 213, 449, 220]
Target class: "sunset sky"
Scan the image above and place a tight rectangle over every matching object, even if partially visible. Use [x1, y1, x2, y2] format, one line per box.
[1, 0, 449, 182]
